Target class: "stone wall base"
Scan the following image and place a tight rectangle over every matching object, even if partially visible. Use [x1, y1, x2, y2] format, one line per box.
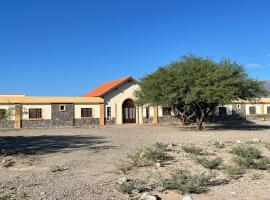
[158, 116, 179, 123]
[143, 117, 153, 124]
[106, 118, 115, 125]
[0, 120, 15, 129]
[22, 120, 52, 128]
[74, 118, 100, 127]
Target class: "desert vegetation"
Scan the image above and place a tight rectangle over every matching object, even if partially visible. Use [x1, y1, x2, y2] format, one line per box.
[116, 141, 270, 199]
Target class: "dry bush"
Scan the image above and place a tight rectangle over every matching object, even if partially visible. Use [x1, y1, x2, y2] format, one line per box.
[160, 170, 215, 194]
[127, 143, 169, 167]
[182, 146, 204, 156]
[196, 157, 223, 170]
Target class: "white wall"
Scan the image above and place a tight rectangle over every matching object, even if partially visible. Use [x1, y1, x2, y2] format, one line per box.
[22, 104, 51, 120]
[104, 81, 140, 124]
[0, 105, 16, 120]
[74, 104, 100, 118]
[245, 104, 262, 115]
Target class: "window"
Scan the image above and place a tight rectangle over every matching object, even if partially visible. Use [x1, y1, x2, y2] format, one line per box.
[146, 107, 150, 119]
[267, 106, 270, 114]
[59, 105, 66, 112]
[81, 108, 92, 118]
[0, 109, 6, 120]
[249, 106, 256, 115]
[236, 104, 241, 109]
[29, 109, 42, 119]
[162, 107, 171, 116]
[107, 107, 111, 119]
[218, 107, 227, 115]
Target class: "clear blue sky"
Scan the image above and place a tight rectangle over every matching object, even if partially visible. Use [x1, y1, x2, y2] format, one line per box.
[0, 0, 270, 96]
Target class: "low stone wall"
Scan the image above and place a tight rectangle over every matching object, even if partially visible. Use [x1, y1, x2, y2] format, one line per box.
[74, 118, 99, 127]
[22, 120, 52, 128]
[106, 118, 115, 125]
[0, 120, 14, 129]
[143, 117, 153, 124]
[158, 116, 179, 123]
[246, 114, 270, 121]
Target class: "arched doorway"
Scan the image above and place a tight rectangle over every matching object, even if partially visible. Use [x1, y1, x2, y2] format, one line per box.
[122, 99, 136, 123]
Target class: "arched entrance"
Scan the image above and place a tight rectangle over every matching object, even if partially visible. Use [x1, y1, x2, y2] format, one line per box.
[122, 99, 136, 123]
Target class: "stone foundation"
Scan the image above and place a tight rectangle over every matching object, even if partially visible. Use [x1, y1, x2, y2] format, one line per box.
[106, 118, 115, 125]
[0, 120, 15, 129]
[74, 118, 99, 127]
[158, 116, 179, 123]
[143, 117, 153, 124]
[246, 114, 270, 121]
[22, 120, 52, 128]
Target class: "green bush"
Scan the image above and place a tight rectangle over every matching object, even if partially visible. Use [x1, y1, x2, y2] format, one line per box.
[127, 142, 169, 167]
[223, 165, 245, 179]
[196, 157, 223, 170]
[213, 141, 226, 149]
[230, 145, 262, 159]
[117, 179, 146, 194]
[162, 170, 215, 194]
[234, 157, 270, 170]
[182, 146, 204, 156]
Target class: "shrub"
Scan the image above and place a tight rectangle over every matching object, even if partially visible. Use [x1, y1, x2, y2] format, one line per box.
[213, 141, 226, 149]
[116, 162, 133, 174]
[162, 170, 215, 194]
[265, 143, 270, 151]
[127, 142, 169, 167]
[223, 165, 245, 179]
[182, 146, 204, 156]
[230, 145, 262, 159]
[196, 157, 223, 170]
[234, 156, 270, 170]
[117, 179, 146, 194]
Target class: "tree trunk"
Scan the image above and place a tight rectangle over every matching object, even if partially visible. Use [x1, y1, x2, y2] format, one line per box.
[180, 119, 186, 127]
[196, 110, 205, 131]
[196, 118, 203, 130]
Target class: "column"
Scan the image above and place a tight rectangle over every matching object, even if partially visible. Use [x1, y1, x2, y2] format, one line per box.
[99, 103, 105, 126]
[14, 104, 22, 129]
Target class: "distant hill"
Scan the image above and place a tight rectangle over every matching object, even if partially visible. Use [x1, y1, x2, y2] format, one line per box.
[264, 80, 270, 97]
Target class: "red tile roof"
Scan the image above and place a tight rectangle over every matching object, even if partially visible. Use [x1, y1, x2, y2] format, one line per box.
[83, 76, 133, 97]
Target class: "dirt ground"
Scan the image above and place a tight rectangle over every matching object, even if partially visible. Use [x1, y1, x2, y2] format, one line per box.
[1, 122, 270, 200]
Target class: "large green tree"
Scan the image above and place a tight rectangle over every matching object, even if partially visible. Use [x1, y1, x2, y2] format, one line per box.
[135, 55, 268, 130]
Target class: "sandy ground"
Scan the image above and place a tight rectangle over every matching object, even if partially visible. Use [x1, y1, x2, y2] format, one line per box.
[0, 123, 270, 200]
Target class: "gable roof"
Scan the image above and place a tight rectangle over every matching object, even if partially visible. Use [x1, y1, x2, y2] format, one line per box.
[83, 76, 134, 97]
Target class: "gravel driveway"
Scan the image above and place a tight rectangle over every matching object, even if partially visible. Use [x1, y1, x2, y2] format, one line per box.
[1, 124, 270, 200]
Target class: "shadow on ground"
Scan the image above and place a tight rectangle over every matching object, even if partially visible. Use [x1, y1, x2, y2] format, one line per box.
[0, 135, 114, 155]
[206, 120, 270, 131]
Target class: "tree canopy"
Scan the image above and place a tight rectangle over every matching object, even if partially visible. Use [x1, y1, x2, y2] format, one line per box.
[135, 55, 268, 130]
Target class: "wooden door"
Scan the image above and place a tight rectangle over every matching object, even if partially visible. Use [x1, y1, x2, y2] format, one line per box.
[122, 99, 136, 123]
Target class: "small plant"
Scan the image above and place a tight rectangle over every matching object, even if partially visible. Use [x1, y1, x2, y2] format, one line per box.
[127, 142, 169, 167]
[117, 179, 146, 194]
[234, 156, 270, 170]
[196, 157, 223, 170]
[213, 141, 225, 149]
[223, 165, 245, 179]
[182, 146, 204, 156]
[116, 162, 133, 174]
[230, 145, 263, 159]
[265, 143, 270, 151]
[162, 170, 215, 194]
[50, 165, 68, 173]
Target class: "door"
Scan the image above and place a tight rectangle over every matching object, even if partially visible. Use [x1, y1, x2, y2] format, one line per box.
[122, 99, 136, 123]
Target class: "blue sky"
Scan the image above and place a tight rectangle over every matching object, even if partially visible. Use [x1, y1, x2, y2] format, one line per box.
[0, 0, 270, 96]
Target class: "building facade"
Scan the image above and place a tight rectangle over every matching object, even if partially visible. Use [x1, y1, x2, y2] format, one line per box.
[0, 76, 270, 129]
